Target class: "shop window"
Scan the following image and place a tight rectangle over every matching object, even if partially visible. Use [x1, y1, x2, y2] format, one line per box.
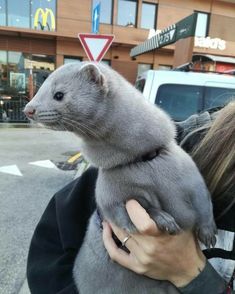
[101, 60, 111, 66]
[0, 0, 57, 30]
[8, 0, 30, 28]
[0, 51, 7, 95]
[31, 0, 57, 31]
[137, 63, 152, 77]
[92, 0, 113, 24]
[0, 51, 55, 98]
[195, 12, 209, 37]
[141, 2, 157, 30]
[135, 78, 146, 93]
[64, 57, 83, 64]
[117, 0, 137, 27]
[158, 65, 172, 70]
[8, 52, 29, 95]
[0, 0, 6, 26]
[31, 54, 55, 92]
[0, 51, 55, 122]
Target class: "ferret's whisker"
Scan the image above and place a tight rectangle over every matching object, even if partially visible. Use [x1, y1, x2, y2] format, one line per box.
[62, 111, 106, 135]
[62, 116, 100, 139]
[58, 120, 68, 132]
[79, 122, 100, 139]
[61, 118, 89, 138]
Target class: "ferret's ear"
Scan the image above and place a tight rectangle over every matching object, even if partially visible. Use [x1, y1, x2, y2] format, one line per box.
[79, 63, 105, 86]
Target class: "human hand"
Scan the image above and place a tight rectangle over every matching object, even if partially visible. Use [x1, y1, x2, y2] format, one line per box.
[102, 199, 206, 287]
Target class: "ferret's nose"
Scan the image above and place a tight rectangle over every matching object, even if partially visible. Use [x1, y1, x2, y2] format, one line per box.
[24, 106, 36, 119]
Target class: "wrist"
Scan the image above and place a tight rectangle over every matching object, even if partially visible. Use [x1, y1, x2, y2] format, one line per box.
[169, 252, 206, 287]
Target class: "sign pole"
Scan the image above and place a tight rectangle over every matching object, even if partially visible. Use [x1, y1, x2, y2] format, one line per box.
[92, 2, 101, 34]
[78, 2, 114, 62]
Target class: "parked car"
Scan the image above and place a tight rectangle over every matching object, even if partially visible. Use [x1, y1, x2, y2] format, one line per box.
[135, 70, 235, 121]
[223, 69, 235, 75]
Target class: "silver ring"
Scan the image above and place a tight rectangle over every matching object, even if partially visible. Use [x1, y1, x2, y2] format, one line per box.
[122, 235, 131, 247]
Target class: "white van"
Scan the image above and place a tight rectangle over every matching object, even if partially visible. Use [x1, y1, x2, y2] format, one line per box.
[135, 70, 235, 121]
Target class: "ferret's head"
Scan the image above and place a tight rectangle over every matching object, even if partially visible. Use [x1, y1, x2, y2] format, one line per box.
[24, 62, 110, 138]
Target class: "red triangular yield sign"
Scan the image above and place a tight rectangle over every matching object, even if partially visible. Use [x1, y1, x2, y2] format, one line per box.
[78, 33, 114, 62]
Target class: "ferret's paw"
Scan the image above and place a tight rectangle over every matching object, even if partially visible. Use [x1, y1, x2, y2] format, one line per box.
[123, 222, 138, 234]
[196, 224, 217, 248]
[112, 216, 137, 234]
[104, 204, 137, 234]
[153, 211, 181, 234]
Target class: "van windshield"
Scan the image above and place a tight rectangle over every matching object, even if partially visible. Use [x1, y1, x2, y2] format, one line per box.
[204, 87, 235, 110]
[155, 84, 203, 121]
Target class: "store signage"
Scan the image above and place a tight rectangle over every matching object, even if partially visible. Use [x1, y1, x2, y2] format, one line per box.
[194, 37, 226, 51]
[176, 13, 198, 40]
[130, 13, 198, 57]
[92, 2, 101, 33]
[148, 29, 162, 39]
[158, 26, 176, 47]
[34, 8, 55, 31]
[130, 24, 176, 57]
[78, 33, 114, 62]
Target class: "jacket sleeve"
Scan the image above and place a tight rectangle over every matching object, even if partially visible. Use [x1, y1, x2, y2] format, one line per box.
[178, 261, 228, 294]
[27, 167, 98, 294]
[177, 113, 234, 294]
[176, 111, 212, 143]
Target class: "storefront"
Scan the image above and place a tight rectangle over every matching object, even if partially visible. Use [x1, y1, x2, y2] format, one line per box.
[0, 0, 235, 122]
[0, 50, 55, 122]
[0, 0, 57, 122]
[0, 0, 56, 31]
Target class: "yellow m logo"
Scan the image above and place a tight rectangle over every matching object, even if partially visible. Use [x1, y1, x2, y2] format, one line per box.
[34, 8, 55, 31]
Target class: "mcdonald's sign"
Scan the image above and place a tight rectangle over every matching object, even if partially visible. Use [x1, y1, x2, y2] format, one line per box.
[34, 8, 55, 31]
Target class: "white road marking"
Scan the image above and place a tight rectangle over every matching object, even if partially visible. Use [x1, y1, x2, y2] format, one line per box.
[29, 160, 57, 169]
[0, 165, 23, 176]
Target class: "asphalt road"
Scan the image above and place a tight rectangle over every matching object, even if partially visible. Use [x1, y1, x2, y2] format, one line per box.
[0, 125, 82, 294]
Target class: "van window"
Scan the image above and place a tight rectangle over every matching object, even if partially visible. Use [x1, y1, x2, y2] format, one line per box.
[204, 87, 235, 110]
[155, 84, 203, 121]
[135, 79, 146, 93]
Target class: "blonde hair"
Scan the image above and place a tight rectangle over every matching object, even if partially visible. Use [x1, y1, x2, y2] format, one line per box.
[192, 102, 235, 215]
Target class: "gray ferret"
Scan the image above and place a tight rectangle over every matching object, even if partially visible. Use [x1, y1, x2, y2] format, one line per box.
[24, 62, 216, 294]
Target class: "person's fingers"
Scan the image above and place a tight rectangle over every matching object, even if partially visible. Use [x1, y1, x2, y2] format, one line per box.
[102, 221, 138, 271]
[108, 222, 141, 254]
[126, 200, 161, 236]
[108, 221, 163, 261]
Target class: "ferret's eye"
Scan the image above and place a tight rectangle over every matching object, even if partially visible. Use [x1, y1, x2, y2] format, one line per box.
[53, 92, 64, 101]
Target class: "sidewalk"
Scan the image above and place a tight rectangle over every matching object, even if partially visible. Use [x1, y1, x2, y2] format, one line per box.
[0, 125, 81, 294]
[0, 122, 38, 129]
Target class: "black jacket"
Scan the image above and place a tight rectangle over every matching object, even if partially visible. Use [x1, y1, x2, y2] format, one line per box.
[27, 168, 97, 294]
[27, 166, 234, 294]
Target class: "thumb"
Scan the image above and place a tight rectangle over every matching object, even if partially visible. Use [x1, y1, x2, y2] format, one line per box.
[126, 199, 161, 236]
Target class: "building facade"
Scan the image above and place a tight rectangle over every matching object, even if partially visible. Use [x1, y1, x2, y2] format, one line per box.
[0, 0, 235, 115]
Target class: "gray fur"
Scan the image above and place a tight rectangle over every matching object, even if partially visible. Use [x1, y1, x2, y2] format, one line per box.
[25, 62, 216, 293]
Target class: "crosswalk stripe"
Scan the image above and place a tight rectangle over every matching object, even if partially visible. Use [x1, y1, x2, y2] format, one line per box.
[29, 160, 57, 169]
[0, 165, 23, 176]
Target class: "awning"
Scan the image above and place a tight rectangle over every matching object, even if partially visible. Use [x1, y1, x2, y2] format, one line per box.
[130, 13, 198, 57]
[130, 25, 176, 57]
[192, 54, 235, 64]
